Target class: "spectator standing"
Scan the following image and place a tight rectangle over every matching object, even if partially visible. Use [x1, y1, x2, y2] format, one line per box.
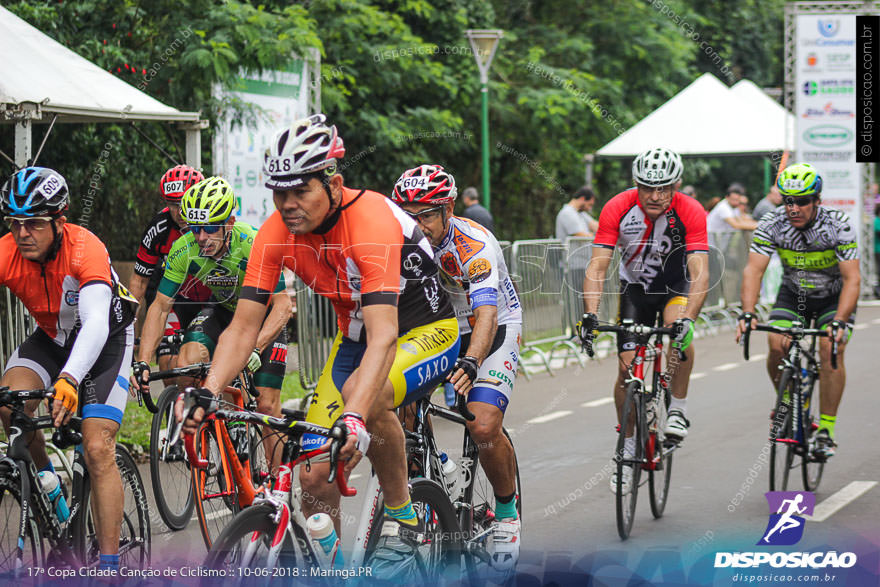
[577, 187, 600, 234]
[460, 186, 495, 233]
[707, 183, 758, 305]
[752, 185, 783, 221]
[555, 186, 597, 241]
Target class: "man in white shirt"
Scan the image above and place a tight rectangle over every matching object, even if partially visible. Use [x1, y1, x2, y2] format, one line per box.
[707, 183, 758, 236]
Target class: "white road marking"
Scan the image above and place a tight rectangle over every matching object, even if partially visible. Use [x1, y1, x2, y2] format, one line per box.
[853, 323, 868, 331]
[690, 372, 706, 380]
[749, 353, 767, 361]
[808, 481, 878, 522]
[871, 318, 880, 325]
[582, 397, 614, 408]
[712, 362, 739, 372]
[350, 474, 362, 480]
[527, 410, 573, 424]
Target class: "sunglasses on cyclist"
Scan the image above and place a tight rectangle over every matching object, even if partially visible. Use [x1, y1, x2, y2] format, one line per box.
[783, 196, 816, 208]
[404, 205, 445, 223]
[188, 224, 224, 235]
[4, 216, 54, 232]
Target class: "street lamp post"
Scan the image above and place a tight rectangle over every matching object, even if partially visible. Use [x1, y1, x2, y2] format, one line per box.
[465, 29, 503, 213]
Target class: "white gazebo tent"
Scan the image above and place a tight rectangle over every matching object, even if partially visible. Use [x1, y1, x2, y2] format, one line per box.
[595, 73, 794, 159]
[0, 5, 206, 168]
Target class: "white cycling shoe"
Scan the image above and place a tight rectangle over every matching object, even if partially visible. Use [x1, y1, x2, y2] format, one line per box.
[610, 464, 633, 495]
[663, 410, 690, 440]
[487, 517, 520, 573]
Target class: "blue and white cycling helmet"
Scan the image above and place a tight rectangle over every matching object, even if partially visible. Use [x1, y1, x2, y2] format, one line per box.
[1, 167, 70, 217]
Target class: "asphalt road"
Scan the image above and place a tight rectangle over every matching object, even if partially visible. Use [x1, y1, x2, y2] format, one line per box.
[138, 303, 880, 585]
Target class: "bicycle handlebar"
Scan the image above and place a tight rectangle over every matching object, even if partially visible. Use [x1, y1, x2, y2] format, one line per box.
[742, 322, 837, 370]
[0, 387, 83, 447]
[455, 391, 476, 422]
[594, 322, 686, 362]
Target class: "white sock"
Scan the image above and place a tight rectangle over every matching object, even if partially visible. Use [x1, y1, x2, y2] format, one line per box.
[624, 437, 636, 459]
[669, 397, 687, 416]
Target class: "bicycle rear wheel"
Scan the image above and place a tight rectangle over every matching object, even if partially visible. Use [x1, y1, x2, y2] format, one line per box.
[801, 380, 824, 492]
[73, 445, 151, 568]
[0, 469, 42, 576]
[616, 383, 642, 540]
[149, 385, 194, 531]
[204, 502, 296, 575]
[648, 392, 673, 519]
[769, 369, 795, 491]
[192, 423, 240, 550]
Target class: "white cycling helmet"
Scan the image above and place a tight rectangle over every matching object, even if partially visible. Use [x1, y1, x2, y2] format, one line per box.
[263, 114, 346, 190]
[632, 147, 683, 187]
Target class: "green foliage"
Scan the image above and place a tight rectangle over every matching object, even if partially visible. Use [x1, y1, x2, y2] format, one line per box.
[3, 0, 787, 250]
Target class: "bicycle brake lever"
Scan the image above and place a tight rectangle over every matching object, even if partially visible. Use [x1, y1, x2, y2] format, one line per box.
[456, 393, 476, 422]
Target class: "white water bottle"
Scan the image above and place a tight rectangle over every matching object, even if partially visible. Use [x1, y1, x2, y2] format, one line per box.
[440, 453, 463, 502]
[307, 513, 344, 567]
[39, 471, 70, 523]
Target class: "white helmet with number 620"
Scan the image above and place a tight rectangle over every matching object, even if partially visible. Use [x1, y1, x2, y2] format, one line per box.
[632, 147, 683, 187]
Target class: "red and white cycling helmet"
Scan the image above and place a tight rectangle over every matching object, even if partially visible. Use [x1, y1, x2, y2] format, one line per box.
[263, 114, 346, 190]
[390, 164, 458, 205]
[159, 165, 204, 203]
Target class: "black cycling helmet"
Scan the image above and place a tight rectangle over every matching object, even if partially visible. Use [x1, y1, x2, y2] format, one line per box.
[1, 167, 70, 217]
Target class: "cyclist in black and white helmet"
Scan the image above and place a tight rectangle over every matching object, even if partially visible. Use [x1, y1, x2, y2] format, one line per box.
[578, 147, 709, 495]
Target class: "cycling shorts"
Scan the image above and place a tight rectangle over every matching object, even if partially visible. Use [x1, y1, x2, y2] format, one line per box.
[157, 303, 203, 358]
[3, 325, 134, 425]
[616, 282, 688, 353]
[768, 284, 855, 333]
[460, 323, 521, 414]
[182, 305, 288, 389]
[302, 317, 460, 451]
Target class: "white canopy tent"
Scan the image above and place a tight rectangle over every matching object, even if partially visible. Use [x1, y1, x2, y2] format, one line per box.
[0, 5, 206, 167]
[595, 73, 794, 159]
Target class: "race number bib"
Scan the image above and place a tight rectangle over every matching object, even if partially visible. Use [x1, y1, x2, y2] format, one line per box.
[396, 176, 429, 192]
[36, 174, 64, 200]
[186, 208, 210, 223]
[163, 180, 185, 195]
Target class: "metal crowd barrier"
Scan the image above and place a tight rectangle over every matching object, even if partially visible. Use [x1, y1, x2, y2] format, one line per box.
[0, 290, 32, 374]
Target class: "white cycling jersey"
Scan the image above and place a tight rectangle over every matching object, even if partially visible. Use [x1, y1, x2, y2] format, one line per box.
[434, 216, 522, 334]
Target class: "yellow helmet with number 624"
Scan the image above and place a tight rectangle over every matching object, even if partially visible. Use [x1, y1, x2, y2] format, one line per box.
[777, 163, 822, 198]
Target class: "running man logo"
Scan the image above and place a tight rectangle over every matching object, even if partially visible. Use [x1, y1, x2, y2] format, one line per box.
[758, 491, 815, 546]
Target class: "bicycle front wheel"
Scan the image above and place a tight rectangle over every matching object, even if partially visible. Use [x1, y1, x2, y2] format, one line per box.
[616, 383, 642, 540]
[204, 502, 296, 575]
[769, 369, 795, 491]
[648, 394, 673, 519]
[801, 380, 824, 492]
[73, 445, 151, 568]
[0, 468, 42, 576]
[150, 385, 194, 531]
[192, 423, 240, 550]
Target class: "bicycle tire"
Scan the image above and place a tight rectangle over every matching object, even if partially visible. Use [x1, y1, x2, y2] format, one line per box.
[801, 377, 825, 492]
[204, 501, 297, 574]
[0, 468, 43, 575]
[149, 385, 194, 531]
[648, 391, 673, 519]
[769, 369, 795, 492]
[369, 478, 463, 583]
[616, 382, 642, 540]
[72, 445, 151, 568]
[192, 422, 240, 550]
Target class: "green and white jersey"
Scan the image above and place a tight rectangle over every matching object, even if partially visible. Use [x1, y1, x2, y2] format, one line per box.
[159, 222, 284, 311]
[750, 206, 858, 299]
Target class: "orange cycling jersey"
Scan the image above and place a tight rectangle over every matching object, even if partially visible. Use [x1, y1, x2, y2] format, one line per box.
[0, 223, 135, 346]
[241, 187, 454, 341]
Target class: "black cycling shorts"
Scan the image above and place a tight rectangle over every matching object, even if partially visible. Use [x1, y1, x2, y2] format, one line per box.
[616, 282, 688, 353]
[157, 302, 204, 358]
[3, 325, 134, 425]
[183, 305, 287, 388]
[768, 284, 855, 330]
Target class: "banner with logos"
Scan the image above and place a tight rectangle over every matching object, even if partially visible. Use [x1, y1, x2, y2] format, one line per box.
[796, 14, 862, 233]
[213, 61, 311, 228]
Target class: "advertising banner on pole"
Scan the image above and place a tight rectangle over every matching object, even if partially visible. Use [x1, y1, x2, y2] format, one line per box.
[795, 14, 862, 233]
[213, 61, 311, 228]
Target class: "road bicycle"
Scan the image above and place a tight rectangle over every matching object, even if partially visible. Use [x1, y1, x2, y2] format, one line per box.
[399, 393, 521, 581]
[591, 320, 682, 540]
[0, 387, 150, 577]
[190, 393, 463, 582]
[742, 320, 838, 492]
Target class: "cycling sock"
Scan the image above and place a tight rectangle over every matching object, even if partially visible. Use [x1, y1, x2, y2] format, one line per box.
[818, 414, 836, 438]
[39, 461, 56, 475]
[98, 553, 119, 571]
[494, 491, 518, 520]
[385, 499, 419, 527]
[669, 396, 687, 415]
[624, 436, 636, 459]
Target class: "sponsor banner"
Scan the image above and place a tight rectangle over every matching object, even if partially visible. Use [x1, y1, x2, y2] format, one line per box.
[796, 14, 862, 231]
[213, 61, 311, 228]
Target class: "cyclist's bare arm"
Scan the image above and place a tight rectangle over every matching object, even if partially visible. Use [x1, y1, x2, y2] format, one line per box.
[254, 291, 293, 354]
[832, 259, 860, 341]
[682, 252, 710, 320]
[449, 304, 497, 392]
[135, 291, 175, 364]
[128, 273, 149, 338]
[583, 247, 613, 314]
[736, 252, 771, 341]
[203, 298, 265, 394]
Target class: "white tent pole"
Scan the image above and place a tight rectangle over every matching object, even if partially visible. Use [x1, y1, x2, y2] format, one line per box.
[14, 119, 32, 167]
[181, 120, 209, 171]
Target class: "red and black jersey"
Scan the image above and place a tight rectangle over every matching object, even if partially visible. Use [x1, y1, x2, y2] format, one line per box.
[593, 189, 708, 293]
[134, 208, 211, 304]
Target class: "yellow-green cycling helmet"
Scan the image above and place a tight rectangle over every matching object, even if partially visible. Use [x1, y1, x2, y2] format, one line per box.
[777, 163, 822, 198]
[181, 176, 235, 224]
